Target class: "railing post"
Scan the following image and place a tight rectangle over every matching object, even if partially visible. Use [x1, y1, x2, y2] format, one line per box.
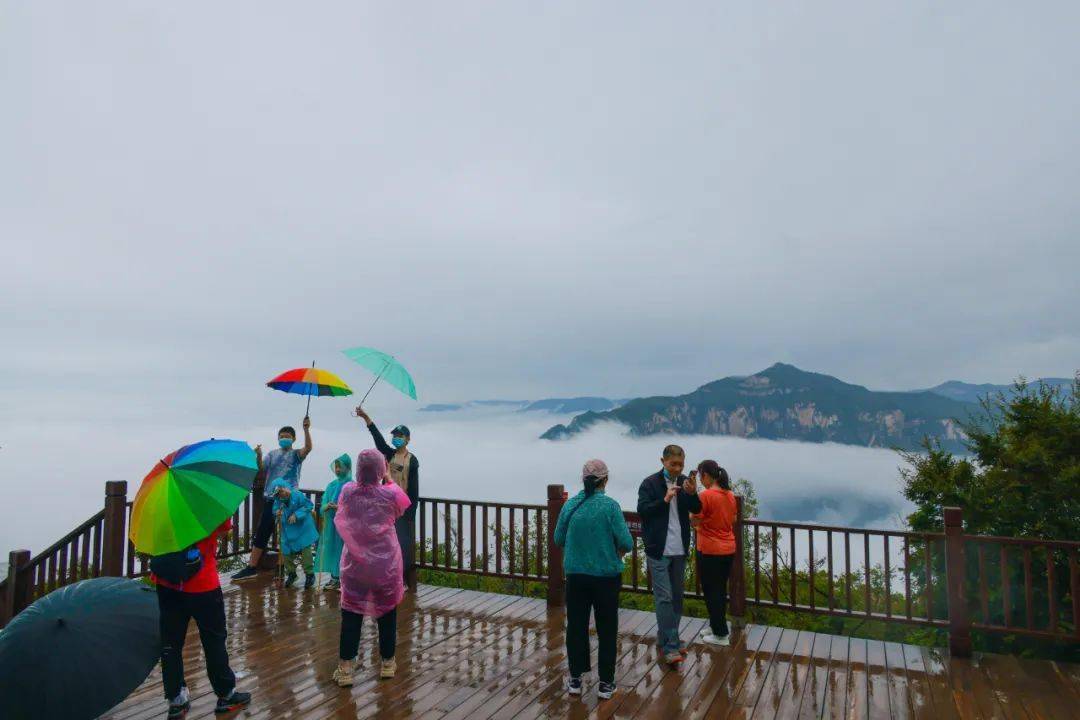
[546, 484, 566, 608]
[729, 495, 747, 627]
[101, 481, 128, 577]
[944, 506, 972, 657]
[406, 516, 418, 594]
[2, 549, 31, 626]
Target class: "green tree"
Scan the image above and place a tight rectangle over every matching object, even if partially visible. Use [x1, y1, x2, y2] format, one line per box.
[900, 376, 1079, 538]
[899, 375, 1079, 659]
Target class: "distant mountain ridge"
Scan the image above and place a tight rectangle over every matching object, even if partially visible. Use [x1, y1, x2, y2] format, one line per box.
[541, 363, 976, 451]
[919, 378, 1073, 404]
[420, 397, 623, 414]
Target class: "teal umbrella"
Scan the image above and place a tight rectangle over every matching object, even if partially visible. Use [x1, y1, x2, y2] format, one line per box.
[342, 346, 418, 403]
[0, 578, 159, 720]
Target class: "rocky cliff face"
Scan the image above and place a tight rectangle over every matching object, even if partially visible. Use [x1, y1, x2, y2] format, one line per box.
[541, 363, 975, 452]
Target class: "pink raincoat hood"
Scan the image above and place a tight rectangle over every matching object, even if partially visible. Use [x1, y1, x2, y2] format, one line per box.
[334, 449, 411, 617]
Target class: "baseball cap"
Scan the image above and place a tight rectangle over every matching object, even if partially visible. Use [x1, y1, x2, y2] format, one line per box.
[582, 458, 609, 481]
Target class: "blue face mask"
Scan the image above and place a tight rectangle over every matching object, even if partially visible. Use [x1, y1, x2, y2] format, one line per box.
[279, 438, 294, 449]
[662, 468, 671, 481]
[391, 436, 406, 449]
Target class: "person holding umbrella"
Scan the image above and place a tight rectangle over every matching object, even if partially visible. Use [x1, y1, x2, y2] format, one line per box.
[152, 518, 251, 717]
[232, 417, 313, 581]
[355, 406, 418, 587]
[127, 438, 258, 718]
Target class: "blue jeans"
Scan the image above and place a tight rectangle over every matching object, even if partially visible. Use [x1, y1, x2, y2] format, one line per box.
[647, 554, 686, 655]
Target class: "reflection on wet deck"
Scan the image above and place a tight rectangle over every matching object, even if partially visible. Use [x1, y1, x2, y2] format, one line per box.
[104, 575, 1080, 719]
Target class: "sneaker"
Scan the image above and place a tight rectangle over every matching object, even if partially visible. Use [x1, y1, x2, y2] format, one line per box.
[678, 641, 689, 656]
[230, 566, 258, 581]
[214, 690, 251, 714]
[567, 676, 583, 695]
[702, 631, 730, 647]
[380, 658, 396, 679]
[663, 651, 685, 666]
[332, 663, 355, 688]
[284, 572, 297, 588]
[597, 681, 616, 700]
[304, 574, 315, 590]
[323, 579, 340, 591]
[167, 701, 190, 718]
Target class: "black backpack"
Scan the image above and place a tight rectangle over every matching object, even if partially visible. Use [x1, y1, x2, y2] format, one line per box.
[150, 545, 203, 586]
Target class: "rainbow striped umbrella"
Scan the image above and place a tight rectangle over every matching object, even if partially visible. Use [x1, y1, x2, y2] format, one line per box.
[129, 439, 257, 556]
[267, 364, 353, 416]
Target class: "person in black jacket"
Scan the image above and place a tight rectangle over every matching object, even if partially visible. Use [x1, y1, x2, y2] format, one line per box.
[636, 444, 701, 666]
[355, 406, 419, 588]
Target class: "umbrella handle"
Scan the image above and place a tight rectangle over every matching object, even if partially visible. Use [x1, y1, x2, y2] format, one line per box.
[305, 359, 315, 418]
[358, 359, 391, 406]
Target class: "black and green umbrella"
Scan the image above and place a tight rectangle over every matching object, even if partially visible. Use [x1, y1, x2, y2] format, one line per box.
[0, 577, 160, 720]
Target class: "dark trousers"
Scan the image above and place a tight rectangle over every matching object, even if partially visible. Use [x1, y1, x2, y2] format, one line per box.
[340, 607, 397, 661]
[158, 586, 236, 700]
[565, 574, 620, 683]
[697, 551, 734, 636]
[252, 499, 276, 550]
[396, 517, 415, 585]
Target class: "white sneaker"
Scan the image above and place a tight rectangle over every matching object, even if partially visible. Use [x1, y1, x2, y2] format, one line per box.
[701, 631, 730, 646]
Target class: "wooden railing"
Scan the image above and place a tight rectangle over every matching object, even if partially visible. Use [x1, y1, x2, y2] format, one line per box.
[3, 481, 1077, 657]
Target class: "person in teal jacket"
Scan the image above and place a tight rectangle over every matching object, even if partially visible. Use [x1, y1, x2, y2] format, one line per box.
[554, 459, 634, 701]
[269, 478, 319, 589]
[315, 454, 351, 590]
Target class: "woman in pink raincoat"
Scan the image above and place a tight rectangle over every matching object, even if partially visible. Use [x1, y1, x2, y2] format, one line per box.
[332, 448, 411, 686]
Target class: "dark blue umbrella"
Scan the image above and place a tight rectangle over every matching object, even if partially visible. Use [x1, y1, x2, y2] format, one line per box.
[0, 577, 160, 720]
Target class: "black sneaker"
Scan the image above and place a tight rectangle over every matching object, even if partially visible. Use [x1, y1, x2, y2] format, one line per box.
[284, 572, 297, 588]
[597, 681, 616, 700]
[230, 566, 258, 581]
[167, 701, 190, 718]
[304, 574, 315, 589]
[214, 691, 251, 714]
[567, 676, 582, 696]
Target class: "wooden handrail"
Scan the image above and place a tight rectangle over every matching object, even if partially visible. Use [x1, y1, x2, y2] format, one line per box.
[3, 482, 1077, 653]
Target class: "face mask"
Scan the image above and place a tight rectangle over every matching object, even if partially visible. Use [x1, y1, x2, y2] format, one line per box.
[279, 438, 294, 449]
[662, 468, 671, 481]
[391, 436, 406, 449]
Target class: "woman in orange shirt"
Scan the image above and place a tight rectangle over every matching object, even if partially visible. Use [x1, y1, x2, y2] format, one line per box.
[691, 459, 737, 646]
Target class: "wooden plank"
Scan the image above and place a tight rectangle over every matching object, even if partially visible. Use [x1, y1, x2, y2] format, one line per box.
[846, 637, 869, 720]
[771, 630, 817, 720]
[646, 621, 748, 720]
[703, 624, 784, 718]
[978, 652, 1061, 720]
[609, 617, 706, 719]
[793, 633, 832, 720]
[819, 634, 850, 720]
[864, 641, 891, 719]
[882, 641, 913, 720]
[682, 624, 767, 720]
[103, 574, 1080, 720]
[899, 642, 954, 720]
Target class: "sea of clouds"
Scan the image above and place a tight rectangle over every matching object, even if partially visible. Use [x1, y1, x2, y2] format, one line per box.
[0, 405, 912, 555]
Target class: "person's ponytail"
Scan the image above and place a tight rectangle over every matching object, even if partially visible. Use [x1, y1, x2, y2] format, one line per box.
[583, 474, 600, 496]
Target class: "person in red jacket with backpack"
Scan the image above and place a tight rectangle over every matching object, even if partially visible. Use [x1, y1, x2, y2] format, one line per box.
[152, 519, 251, 718]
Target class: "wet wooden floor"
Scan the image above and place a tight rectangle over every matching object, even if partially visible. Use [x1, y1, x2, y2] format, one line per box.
[104, 574, 1080, 719]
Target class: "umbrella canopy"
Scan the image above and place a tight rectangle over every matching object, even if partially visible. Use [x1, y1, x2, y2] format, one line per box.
[129, 438, 257, 555]
[267, 366, 353, 398]
[342, 346, 418, 401]
[0, 577, 160, 720]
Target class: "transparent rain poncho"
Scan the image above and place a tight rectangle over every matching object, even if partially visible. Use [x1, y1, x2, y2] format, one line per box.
[334, 448, 411, 617]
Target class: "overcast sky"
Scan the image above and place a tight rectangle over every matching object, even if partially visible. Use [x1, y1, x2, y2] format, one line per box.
[3, 2, 1078, 428]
